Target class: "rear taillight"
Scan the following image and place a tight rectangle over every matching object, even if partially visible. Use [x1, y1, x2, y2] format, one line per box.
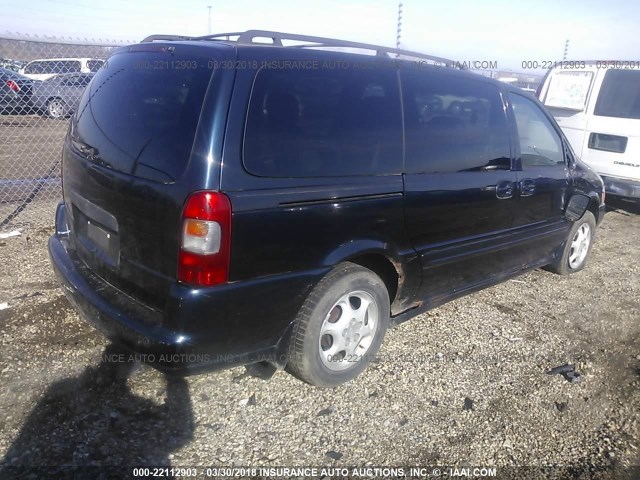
[6, 80, 20, 93]
[177, 191, 232, 287]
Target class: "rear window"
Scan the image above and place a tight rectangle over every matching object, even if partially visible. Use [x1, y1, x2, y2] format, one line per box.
[1, 69, 30, 81]
[594, 69, 640, 119]
[243, 64, 403, 177]
[73, 49, 214, 183]
[23, 62, 43, 74]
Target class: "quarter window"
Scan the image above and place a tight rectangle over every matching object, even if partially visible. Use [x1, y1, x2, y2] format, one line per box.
[243, 64, 403, 177]
[510, 93, 564, 168]
[401, 71, 511, 174]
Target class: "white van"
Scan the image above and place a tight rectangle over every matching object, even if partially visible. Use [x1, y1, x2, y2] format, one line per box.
[19, 58, 104, 81]
[538, 61, 640, 201]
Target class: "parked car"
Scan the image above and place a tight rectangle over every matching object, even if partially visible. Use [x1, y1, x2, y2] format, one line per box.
[538, 61, 640, 202]
[49, 31, 606, 387]
[20, 58, 104, 81]
[0, 58, 26, 72]
[0, 67, 35, 114]
[32, 73, 93, 119]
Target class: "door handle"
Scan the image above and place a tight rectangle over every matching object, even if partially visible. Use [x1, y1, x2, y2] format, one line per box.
[520, 179, 536, 196]
[495, 180, 514, 199]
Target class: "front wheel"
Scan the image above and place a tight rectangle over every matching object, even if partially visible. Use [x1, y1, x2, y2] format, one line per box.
[286, 262, 390, 387]
[546, 211, 597, 275]
[46, 98, 67, 119]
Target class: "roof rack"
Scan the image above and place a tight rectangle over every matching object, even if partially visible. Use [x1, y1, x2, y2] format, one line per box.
[141, 30, 456, 67]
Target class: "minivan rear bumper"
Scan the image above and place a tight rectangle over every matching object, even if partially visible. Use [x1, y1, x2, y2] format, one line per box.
[602, 175, 640, 199]
[49, 203, 321, 373]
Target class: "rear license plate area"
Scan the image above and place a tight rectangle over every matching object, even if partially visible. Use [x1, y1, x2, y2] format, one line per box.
[73, 204, 120, 267]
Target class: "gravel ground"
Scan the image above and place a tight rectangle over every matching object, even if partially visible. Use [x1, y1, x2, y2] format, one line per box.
[0, 201, 638, 479]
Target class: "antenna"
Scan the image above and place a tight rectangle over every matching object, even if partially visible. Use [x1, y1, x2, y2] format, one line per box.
[207, 6, 212, 35]
[396, 2, 403, 57]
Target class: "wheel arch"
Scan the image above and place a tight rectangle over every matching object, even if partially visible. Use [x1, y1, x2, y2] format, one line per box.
[322, 240, 406, 309]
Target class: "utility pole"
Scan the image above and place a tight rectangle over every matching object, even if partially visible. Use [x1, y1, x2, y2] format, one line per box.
[396, 2, 403, 56]
[563, 39, 569, 61]
[208, 5, 212, 35]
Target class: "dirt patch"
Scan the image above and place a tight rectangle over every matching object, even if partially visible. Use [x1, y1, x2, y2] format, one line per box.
[0, 207, 638, 477]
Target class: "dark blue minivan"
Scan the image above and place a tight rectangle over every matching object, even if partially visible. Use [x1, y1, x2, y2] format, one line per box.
[49, 31, 606, 386]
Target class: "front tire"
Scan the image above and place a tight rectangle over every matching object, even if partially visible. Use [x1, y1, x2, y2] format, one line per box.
[46, 98, 67, 119]
[546, 211, 597, 275]
[286, 262, 390, 387]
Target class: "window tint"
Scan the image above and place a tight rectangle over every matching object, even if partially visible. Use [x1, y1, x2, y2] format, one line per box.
[1, 69, 29, 81]
[62, 74, 91, 87]
[401, 71, 511, 174]
[49, 60, 81, 74]
[76, 74, 92, 87]
[594, 69, 640, 119]
[73, 51, 214, 183]
[87, 60, 104, 72]
[510, 93, 564, 168]
[243, 64, 403, 177]
[24, 62, 43, 74]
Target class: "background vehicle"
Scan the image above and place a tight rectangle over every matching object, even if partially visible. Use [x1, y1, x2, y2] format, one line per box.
[20, 58, 103, 81]
[0, 67, 34, 114]
[538, 62, 640, 202]
[31, 73, 93, 118]
[49, 31, 606, 388]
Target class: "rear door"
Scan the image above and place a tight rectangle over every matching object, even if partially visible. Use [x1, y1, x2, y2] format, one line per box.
[580, 68, 640, 182]
[400, 69, 519, 302]
[220, 48, 415, 304]
[63, 43, 233, 308]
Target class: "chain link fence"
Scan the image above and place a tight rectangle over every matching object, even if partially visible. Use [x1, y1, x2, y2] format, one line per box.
[0, 33, 134, 230]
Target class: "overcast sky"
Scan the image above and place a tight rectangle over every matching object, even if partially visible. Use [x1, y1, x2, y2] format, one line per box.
[1, 0, 639, 72]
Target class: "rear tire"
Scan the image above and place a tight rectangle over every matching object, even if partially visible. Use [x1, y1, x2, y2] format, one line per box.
[546, 211, 596, 275]
[286, 262, 390, 387]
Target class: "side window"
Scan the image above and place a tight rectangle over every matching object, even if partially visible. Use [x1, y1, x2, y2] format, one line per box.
[87, 60, 104, 72]
[24, 62, 42, 74]
[510, 93, 564, 168]
[594, 69, 640, 119]
[243, 63, 403, 177]
[401, 71, 511, 174]
[48, 61, 80, 74]
[45, 61, 60, 74]
[62, 75, 88, 87]
[77, 75, 92, 87]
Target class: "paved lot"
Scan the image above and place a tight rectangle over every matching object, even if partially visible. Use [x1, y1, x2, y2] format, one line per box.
[0, 201, 638, 479]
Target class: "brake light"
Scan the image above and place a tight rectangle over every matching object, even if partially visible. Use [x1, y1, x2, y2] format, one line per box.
[6, 80, 20, 93]
[177, 191, 232, 286]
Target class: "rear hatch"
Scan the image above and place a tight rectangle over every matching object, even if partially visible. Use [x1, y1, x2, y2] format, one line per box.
[63, 42, 229, 308]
